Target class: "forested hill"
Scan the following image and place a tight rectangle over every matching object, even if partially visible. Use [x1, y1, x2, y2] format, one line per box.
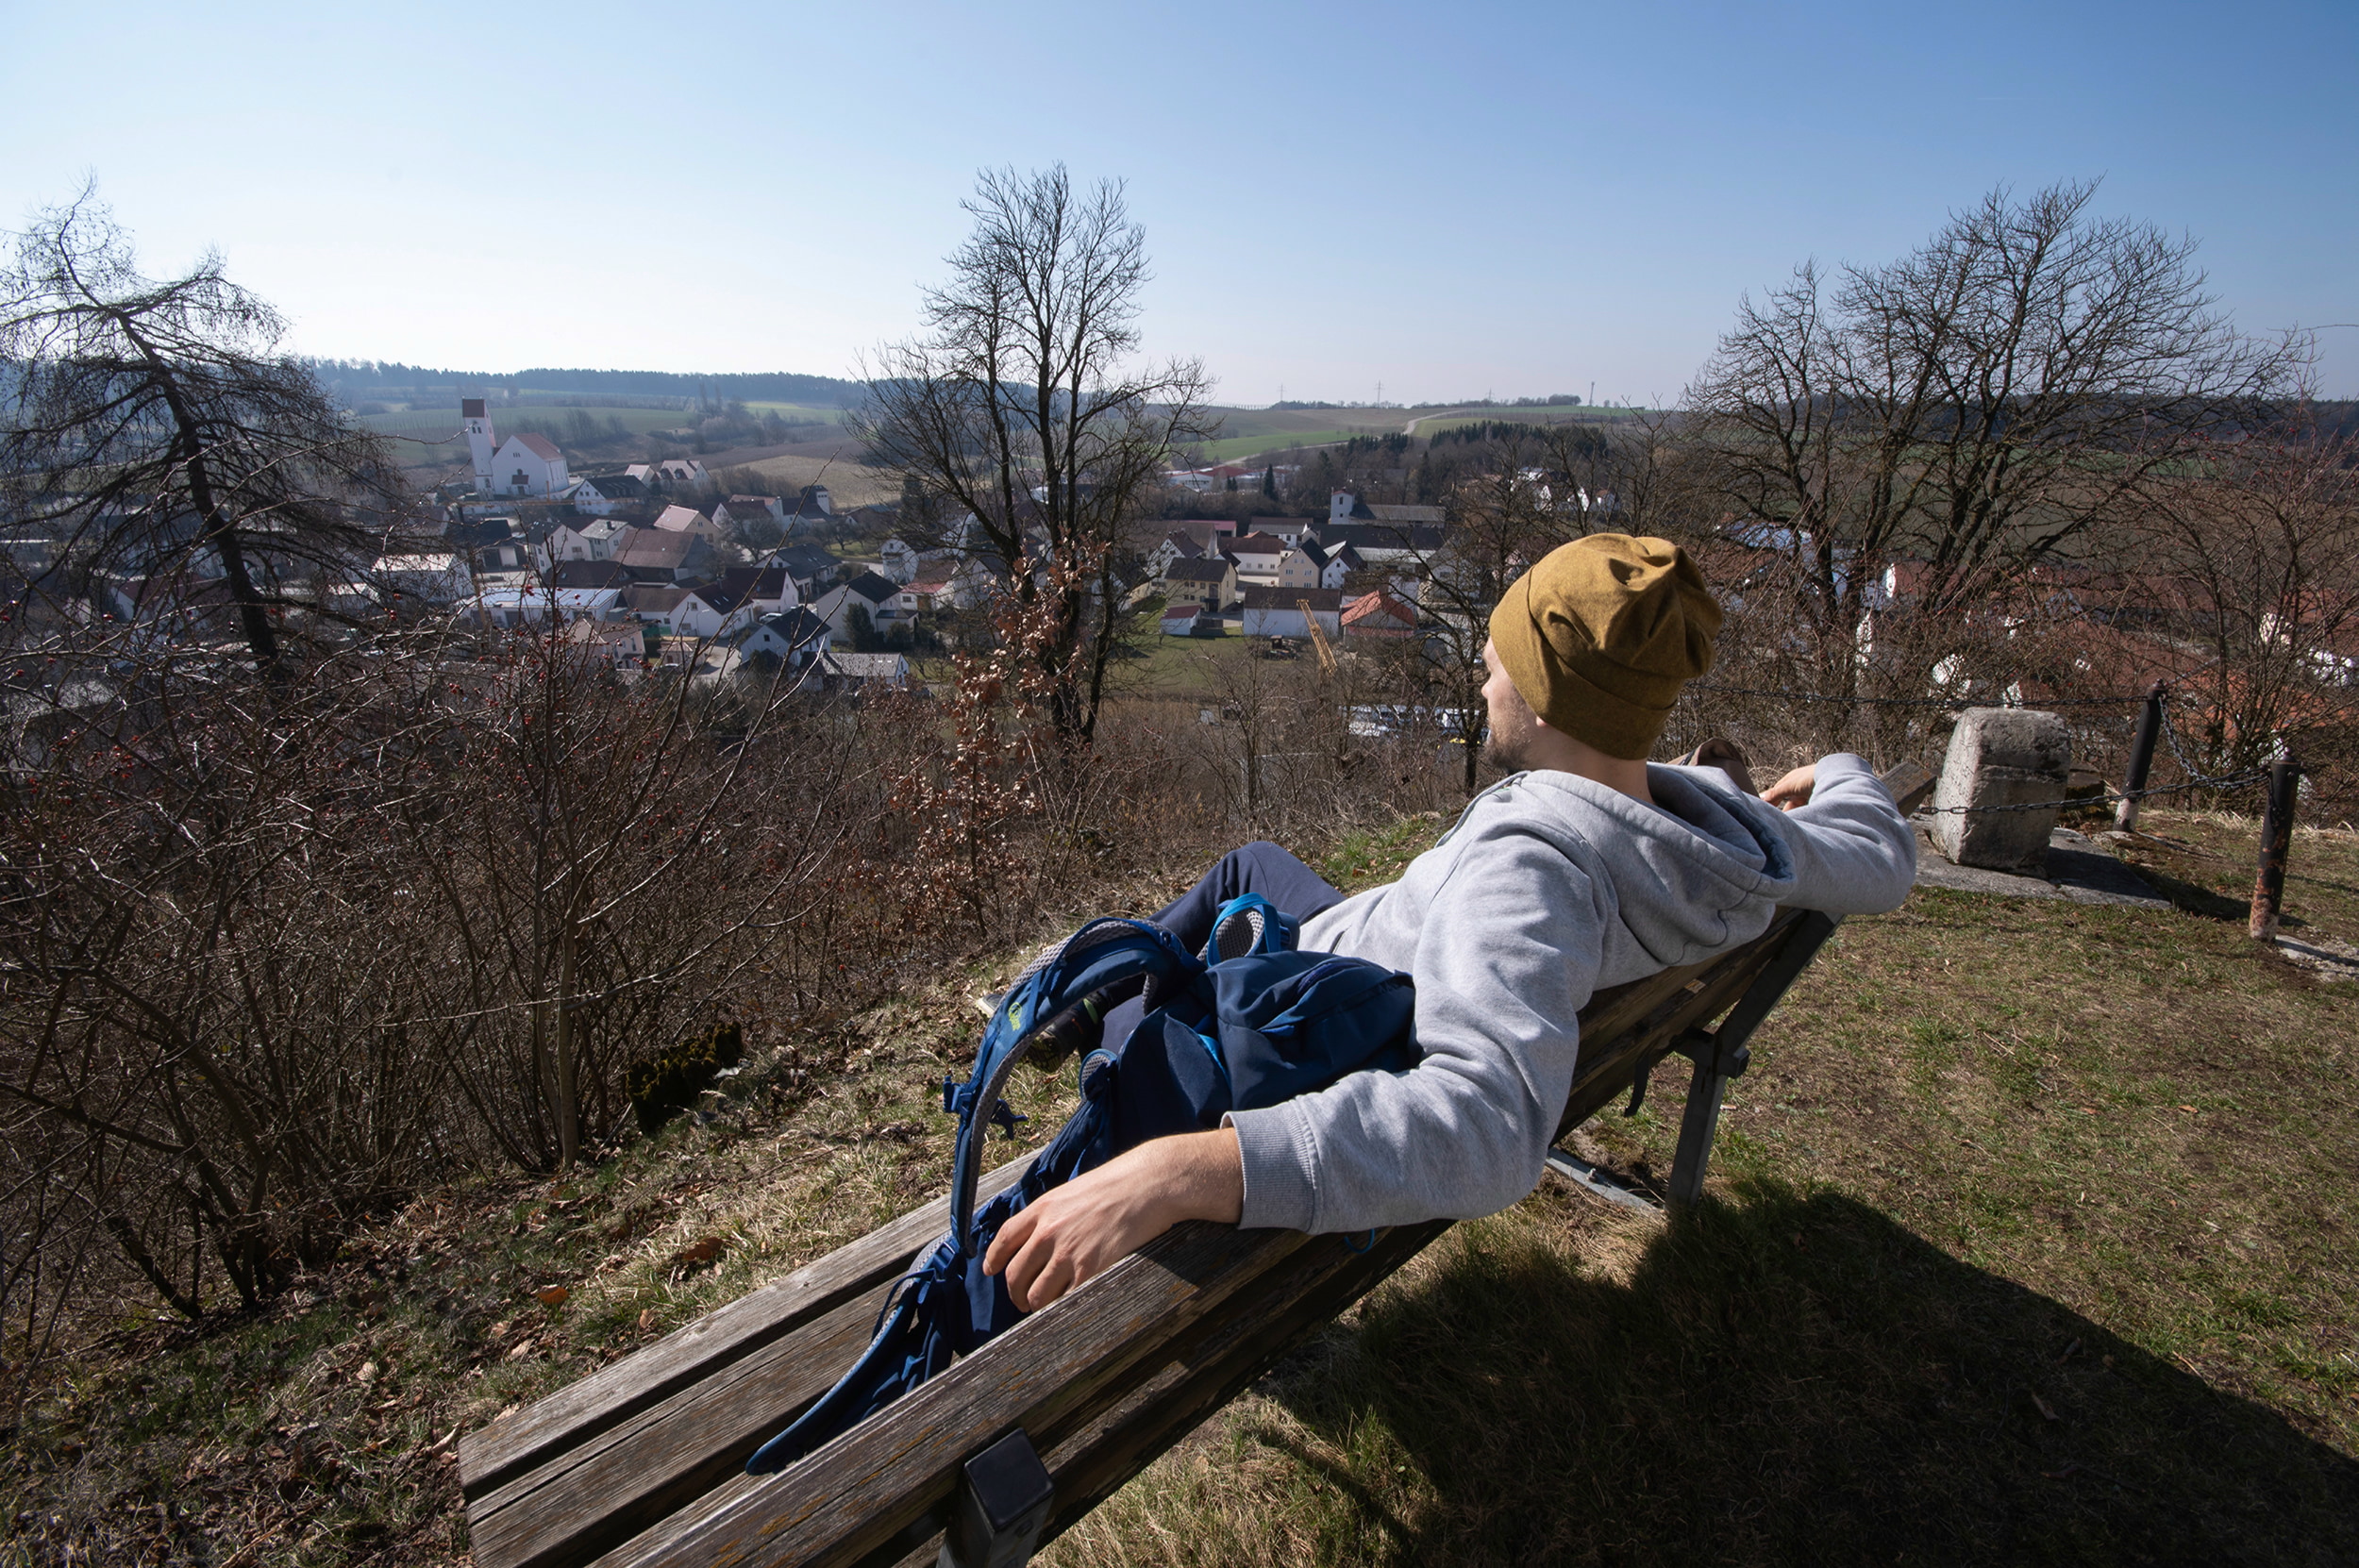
[305, 361, 866, 408]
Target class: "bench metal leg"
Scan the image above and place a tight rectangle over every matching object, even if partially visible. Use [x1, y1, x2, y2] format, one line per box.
[1662, 909, 1844, 1209]
[1667, 1057, 1732, 1207]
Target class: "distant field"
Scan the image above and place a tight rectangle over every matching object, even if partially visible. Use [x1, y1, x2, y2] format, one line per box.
[735, 453, 898, 509]
[743, 403, 845, 425]
[359, 406, 694, 443]
[1187, 428, 1378, 462]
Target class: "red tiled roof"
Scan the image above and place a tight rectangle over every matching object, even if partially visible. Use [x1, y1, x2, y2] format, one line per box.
[513, 433, 563, 461]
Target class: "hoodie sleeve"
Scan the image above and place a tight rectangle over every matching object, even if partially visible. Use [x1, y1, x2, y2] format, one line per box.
[1225, 827, 1603, 1233]
[1778, 753, 1918, 916]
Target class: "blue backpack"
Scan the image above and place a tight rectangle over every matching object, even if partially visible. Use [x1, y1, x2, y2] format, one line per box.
[745, 894, 1416, 1473]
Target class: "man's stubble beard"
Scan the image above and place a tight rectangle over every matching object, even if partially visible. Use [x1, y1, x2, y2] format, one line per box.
[1482, 702, 1533, 773]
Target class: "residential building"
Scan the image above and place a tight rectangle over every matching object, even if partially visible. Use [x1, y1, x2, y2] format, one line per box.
[1237, 586, 1345, 640]
[1312, 520, 1447, 567]
[469, 584, 624, 629]
[551, 559, 634, 592]
[763, 542, 843, 599]
[733, 607, 833, 666]
[1222, 531, 1319, 591]
[550, 515, 631, 562]
[571, 473, 649, 515]
[1158, 555, 1235, 613]
[652, 505, 723, 545]
[620, 583, 693, 628]
[707, 564, 797, 616]
[814, 649, 910, 692]
[878, 537, 921, 583]
[714, 495, 787, 532]
[1144, 526, 1215, 582]
[627, 458, 709, 487]
[1340, 589, 1419, 638]
[907, 557, 995, 610]
[1249, 517, 1318, 548]
[809, 570, 902, 642]
[1328, 491, 1446, 527]
[368, 552, 473, 605]
[566, 617, 645, 667]
[611, 525, 715, 582]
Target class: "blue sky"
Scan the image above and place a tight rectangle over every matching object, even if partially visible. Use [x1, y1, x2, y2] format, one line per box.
[5, 0, 2352, 404]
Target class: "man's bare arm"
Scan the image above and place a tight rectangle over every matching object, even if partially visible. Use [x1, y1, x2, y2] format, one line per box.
[981, 1127, 1244, 1311]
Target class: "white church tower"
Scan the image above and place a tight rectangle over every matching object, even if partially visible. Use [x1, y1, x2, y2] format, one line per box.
[462, 397, 497, 492]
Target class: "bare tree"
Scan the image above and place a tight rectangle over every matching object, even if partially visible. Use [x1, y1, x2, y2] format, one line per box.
[1681, 180, 2306, 740]
[1403, 431, 1590, 791]
[0, 190, 404, 675]
[852, 165, 1214, 741]
[2130, 413, 2359, 781]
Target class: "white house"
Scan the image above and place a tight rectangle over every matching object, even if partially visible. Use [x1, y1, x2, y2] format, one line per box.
[469, 585, 624, 629]
[813, 650, 909, 692]
[626, 458, 709, 487]
[809, 570, 902, 641]
[1237, 586, 1345, 640]
[714, 495, 786, 533]
[570, 474, 649, 516]
[1250, 517, 1317, 548]
[878, 538, 921, 583]
[665, 588, 740, 640]
[369, 552, 474, 605]
[906, 557, 995, 611]
[732, 607, 833, 666]
[565, 617, 646, 667]
[550, 516, 632, 562]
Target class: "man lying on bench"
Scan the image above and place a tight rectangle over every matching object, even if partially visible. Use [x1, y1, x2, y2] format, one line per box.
[986, 533, 1918, 1312]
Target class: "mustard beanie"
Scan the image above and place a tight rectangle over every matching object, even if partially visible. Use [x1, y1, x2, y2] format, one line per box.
[1487, 534, 1721, 760]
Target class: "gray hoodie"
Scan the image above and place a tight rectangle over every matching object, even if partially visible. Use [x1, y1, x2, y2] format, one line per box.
[1224, 753, 1916, 1232]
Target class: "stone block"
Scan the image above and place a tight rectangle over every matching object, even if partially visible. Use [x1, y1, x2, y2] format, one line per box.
[1930, 708, 2070, 873]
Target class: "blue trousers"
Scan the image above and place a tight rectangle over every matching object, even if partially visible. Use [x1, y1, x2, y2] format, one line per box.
[1098, 841, 1346, 1047]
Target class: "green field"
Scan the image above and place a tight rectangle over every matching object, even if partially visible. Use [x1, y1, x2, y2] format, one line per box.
[1186, 428, 1382, 462]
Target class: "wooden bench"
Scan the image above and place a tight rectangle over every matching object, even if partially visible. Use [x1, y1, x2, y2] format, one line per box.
[461, 761, 1932, 1568]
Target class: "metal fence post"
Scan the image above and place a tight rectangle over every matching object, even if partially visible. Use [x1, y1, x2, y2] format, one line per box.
[2249, 753, 2301, 942]
[2115, 681, 2166, 832]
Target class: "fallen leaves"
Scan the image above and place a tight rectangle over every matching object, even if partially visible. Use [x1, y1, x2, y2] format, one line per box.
[535, 1286, 570, 1308]
[667, 1236, 727, 1278]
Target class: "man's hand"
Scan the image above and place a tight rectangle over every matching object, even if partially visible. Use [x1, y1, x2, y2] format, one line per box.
[1761, 763, 1816, 810]
[983, 1127, 1244, 1312]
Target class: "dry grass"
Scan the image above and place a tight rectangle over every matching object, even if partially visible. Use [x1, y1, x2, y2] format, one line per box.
[1044, 812, 2359, 1565]
[732, 451, 900, 509]
[7, 813, 2354, 1565]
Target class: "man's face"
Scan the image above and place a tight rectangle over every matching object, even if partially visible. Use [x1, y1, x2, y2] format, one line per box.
[1481, 640, 1541, 772]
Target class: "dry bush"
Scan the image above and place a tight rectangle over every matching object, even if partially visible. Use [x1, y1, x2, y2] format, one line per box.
[0, 616, 906, 1359]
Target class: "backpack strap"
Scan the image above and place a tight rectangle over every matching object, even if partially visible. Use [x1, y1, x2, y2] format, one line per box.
[945, 918, 1198, 1251]
[1202, 892, 1300, 962]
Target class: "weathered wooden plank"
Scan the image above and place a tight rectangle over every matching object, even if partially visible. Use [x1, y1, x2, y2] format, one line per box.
[461, 1157, 1029, 1503]
[1027, 1219, 1449, 1553]
[469, 1281, 893, 1568]
[590, 1222, 1315, 1568]
[849, 1219, 1452, 1568]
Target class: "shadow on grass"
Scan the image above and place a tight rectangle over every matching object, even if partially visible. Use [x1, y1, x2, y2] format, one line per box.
[1269, 1176, 2359, 1567]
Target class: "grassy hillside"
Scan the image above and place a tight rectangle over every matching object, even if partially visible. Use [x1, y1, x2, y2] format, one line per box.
[5, 809, 2353, 1566]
